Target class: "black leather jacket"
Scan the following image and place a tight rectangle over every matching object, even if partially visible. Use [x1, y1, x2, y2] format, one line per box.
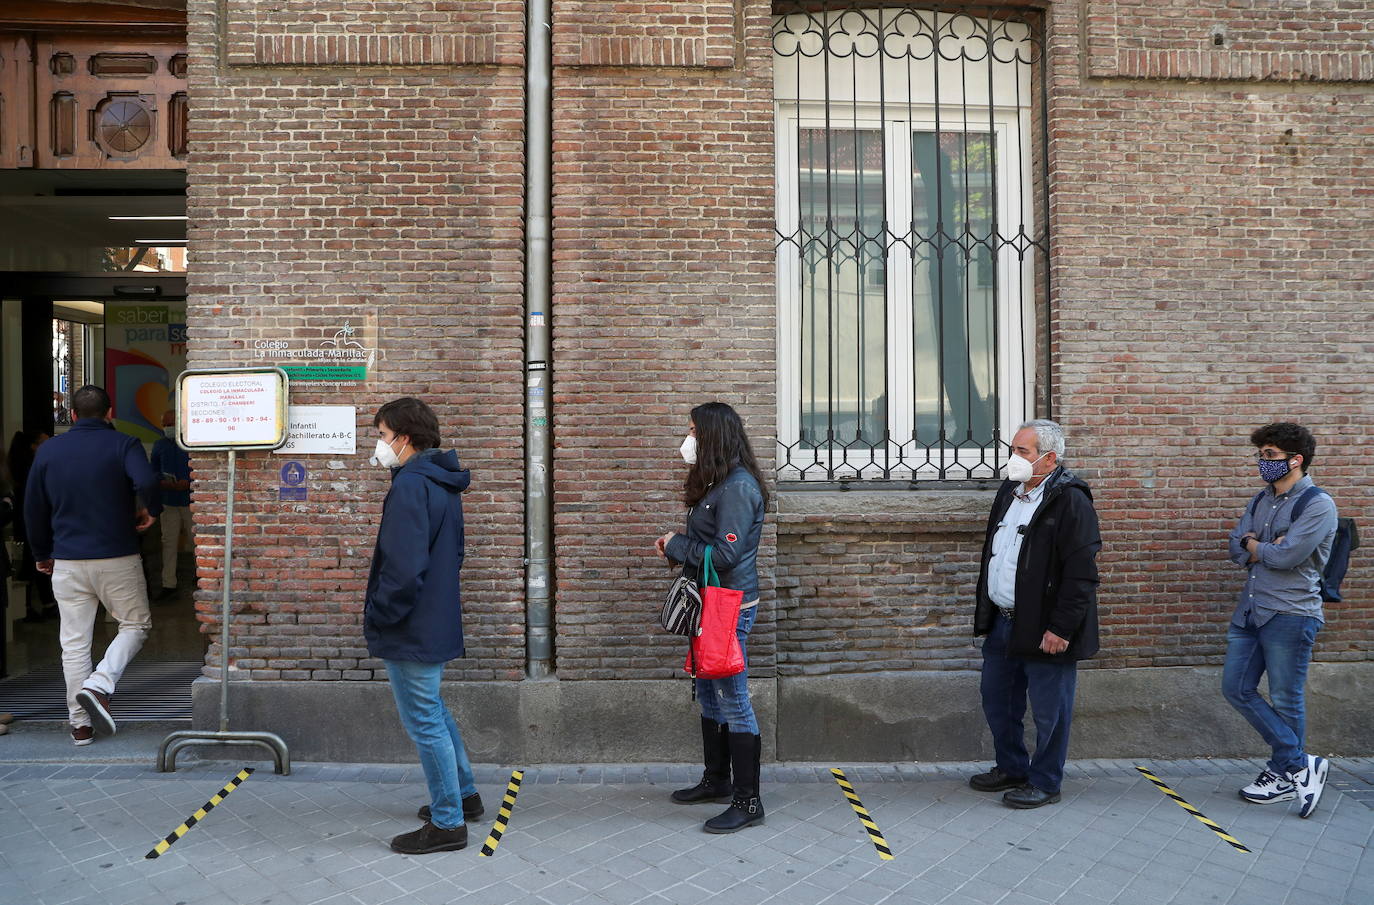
[664, 466, 765, 600]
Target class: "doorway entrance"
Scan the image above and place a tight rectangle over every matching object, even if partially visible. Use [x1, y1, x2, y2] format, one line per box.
[2, 282, 205, 722]
[0, 1, 197, 726]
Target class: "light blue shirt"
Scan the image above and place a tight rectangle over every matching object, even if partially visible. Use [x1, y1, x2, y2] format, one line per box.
[1227, 474, 1337, 626]
[988, 479, 1047, 611]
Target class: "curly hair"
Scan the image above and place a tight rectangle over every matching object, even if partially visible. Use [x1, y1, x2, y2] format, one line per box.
[1250, 422, 1316, 472]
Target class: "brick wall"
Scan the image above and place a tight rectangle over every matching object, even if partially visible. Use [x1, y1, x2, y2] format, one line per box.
[1046, 0, 1372, 667]
[185, 1, 528, 682]
[549, 2, 779, 680]
[183, 0, 1371, 698]
[772, 0, 1371, 675]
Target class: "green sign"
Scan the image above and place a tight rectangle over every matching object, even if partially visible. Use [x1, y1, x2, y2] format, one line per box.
[281, 365, 367, 382]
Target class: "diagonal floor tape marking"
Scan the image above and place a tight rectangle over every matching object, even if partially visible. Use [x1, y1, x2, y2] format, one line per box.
[1135, 766, 1250, 854]
[830, 768, 894, 861]
[478, 770, 524, 857]
[145, 767, 255, 859]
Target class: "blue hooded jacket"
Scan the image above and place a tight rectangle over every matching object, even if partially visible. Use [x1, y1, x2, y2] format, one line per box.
[364, 448, 470, 662]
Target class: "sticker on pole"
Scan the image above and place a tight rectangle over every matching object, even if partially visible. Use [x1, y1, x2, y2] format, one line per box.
[177, 368, 290, 451]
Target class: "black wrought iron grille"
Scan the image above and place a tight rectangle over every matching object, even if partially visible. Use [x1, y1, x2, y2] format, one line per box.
[773, 3, 1049, 482]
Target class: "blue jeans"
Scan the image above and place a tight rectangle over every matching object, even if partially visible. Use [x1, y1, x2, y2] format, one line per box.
[696, 605, 758, 735]
[1222, 612, 1319, 777]
[979, 612, 1078, 795]
[383, 659, 477, 830]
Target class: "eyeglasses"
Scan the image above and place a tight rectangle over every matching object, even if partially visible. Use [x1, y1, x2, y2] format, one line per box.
[1252, 451, 1297, 462]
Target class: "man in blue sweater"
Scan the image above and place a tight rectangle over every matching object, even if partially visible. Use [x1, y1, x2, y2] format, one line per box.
[24, 385, 161, 746]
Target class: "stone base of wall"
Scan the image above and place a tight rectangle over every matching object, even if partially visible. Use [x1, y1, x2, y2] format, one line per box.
[195, 662, 1374, 764]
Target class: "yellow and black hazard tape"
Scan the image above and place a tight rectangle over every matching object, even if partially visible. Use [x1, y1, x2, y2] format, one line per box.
[1135, 766, 1250, 854]
[145, 767, 255, 859]
[830, 768, 894, 861]
[478, 769, 524, 857]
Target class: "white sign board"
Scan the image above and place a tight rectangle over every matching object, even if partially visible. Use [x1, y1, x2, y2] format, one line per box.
[178, 369, 289, 450]
[275, 405, 356, 455]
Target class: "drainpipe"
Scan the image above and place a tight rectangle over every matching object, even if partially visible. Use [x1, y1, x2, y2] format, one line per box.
[524, 0, 554, 679]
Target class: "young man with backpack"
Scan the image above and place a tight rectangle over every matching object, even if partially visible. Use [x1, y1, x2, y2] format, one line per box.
[1224, 422, 1339, 818]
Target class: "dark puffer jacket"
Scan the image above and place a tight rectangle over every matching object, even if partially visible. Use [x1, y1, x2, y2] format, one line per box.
[974, 467, 1102, 662]
[364, 448, 470, 662]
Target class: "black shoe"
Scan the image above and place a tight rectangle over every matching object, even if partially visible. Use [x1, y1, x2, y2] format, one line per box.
[969, 766, 1028, 793]
[417, 793, 484, 823]
[155, 586, 178, 602]
[704, 796, 765, 833]
[390, 821, 467, 854]
[1002, 784, 1061, 809]
[673, 717, 732, 804]
[75, 687, 116, 737]
[672, 778, 733, 804]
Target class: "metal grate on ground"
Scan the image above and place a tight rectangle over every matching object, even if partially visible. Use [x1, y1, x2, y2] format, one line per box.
[0, 659, 202, 720]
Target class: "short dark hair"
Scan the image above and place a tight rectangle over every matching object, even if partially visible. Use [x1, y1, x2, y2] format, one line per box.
[1250, 422, 1316, 472]
[72, 385, 112, 420]
[373, 397, 441, 451]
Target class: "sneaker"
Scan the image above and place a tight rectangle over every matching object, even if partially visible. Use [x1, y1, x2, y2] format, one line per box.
[1239, 769, 1296, 804]
[75, 687, 116, 737]
[390, 821, 467, 855]
[71, 725, 94, 747]
[417, 793, 484, 823]
[1293, 755, 1329, 818]
[969, 766, 1028, 793]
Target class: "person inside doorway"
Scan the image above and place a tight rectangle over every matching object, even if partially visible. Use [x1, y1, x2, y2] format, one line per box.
[7, 428, 56, 621]
[151, 410, 192, 601]
[23, 385, 161, 745]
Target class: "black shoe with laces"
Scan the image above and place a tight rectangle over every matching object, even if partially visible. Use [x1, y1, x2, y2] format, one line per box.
[969, 766, 1028, 793]
[390, 821, 467, 855]
[417, 793, 484, 823]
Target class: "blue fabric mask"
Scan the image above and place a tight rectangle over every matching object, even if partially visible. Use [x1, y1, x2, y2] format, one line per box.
[1257, 458, 1292, 484]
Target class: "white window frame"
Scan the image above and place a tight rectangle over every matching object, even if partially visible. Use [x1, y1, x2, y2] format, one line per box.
[775, 12, 1037, 482]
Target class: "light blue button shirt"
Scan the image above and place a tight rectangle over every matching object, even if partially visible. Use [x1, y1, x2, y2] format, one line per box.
[988, 480, 1047, 611]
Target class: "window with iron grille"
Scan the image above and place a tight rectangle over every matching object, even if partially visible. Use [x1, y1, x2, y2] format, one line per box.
[773, 3, 1049, 482]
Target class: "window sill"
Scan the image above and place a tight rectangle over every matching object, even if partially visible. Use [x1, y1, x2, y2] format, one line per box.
[775, 485, 997, 534]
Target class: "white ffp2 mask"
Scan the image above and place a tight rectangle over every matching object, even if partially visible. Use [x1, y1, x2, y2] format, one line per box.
[1005, 451, 1047, 484]
[679, 435, 697, 465]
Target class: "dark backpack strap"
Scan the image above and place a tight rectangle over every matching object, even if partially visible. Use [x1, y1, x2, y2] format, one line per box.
[1246, 490, 1267, 519]
[1288, 484, 1325, 523]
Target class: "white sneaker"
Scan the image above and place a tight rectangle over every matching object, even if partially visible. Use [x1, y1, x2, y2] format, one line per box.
[1293, 755, 1329, 818]
[1239, 769, 1295, 803]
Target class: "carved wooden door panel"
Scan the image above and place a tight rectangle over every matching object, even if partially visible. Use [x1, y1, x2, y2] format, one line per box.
[32, 36, 186, 169]
[0, 34, 37, 167]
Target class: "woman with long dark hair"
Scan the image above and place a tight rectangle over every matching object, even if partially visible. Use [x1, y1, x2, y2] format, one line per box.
[655, 401, 768, 833]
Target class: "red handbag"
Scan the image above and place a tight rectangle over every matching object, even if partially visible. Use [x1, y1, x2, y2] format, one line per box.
[684, 546, 745, 679]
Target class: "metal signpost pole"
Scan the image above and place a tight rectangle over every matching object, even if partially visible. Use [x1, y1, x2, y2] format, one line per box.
[157, 368, 291, 773]
[218, 448, 234, 732]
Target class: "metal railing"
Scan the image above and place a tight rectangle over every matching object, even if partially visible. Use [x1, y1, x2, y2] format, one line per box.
[773, 3, 1050, 482]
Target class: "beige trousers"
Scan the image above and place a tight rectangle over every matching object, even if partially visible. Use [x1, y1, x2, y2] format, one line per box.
[52, 555, 151, 728]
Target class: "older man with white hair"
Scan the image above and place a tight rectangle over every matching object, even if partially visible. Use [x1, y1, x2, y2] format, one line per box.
[967, 419, 1102, 809]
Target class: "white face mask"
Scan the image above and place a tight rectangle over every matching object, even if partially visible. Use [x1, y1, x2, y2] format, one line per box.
[679, 435, 698, 465]
[1005, 451, 1048, 484]
[163, 426, 176, 439]
[370, 437, 405, 468]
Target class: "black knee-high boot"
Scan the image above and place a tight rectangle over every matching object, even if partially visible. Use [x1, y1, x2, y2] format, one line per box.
[703, 732, 764, 833]
[671, 717, 732, 804]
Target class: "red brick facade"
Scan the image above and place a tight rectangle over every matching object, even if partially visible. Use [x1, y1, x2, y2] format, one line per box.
[182, 0, 1372, 758]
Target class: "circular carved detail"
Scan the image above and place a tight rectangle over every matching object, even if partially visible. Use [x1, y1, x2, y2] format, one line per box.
[98, 99, 151, 154]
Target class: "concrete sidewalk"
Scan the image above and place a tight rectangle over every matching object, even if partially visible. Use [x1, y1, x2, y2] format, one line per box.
[1, 726, 1371, 905]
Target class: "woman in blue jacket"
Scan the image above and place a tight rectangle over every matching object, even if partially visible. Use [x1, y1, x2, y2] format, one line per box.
[656, 402, 768, 833]
[364, 398, 482, 854]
